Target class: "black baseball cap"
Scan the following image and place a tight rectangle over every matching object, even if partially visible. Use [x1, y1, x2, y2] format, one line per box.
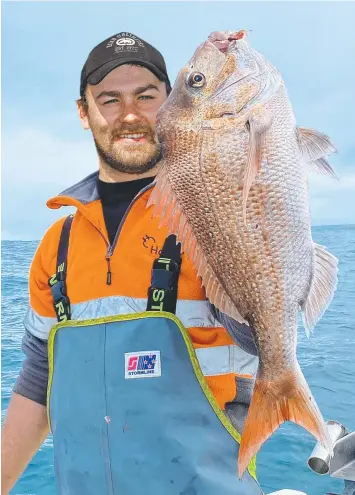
[80, 32, 171, 98]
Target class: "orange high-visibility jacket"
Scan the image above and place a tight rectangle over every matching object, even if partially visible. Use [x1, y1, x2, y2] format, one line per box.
[25, 172, 258, 410]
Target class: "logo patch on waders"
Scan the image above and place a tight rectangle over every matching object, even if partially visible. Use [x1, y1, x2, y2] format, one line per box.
[125, 350, 161, 379]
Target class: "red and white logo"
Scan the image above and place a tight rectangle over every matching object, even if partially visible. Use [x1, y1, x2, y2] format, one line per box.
[125, 350, 161, 379]
[127, 356, 139, 370]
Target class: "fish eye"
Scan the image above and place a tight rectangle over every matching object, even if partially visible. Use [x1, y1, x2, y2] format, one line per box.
[187, 72, 206, 88]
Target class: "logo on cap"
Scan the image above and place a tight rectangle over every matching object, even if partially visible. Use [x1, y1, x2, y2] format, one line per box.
[106, 33, 145, 50]
[116, 38, 135, 46]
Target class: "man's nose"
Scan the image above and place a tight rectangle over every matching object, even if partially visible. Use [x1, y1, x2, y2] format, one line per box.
[120, 101, 141, 125]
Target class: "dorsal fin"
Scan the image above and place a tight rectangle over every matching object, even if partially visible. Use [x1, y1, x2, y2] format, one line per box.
[297, 126, 338, 179]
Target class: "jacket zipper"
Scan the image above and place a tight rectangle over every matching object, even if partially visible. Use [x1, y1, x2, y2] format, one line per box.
[105, 256, 112, 285]
[101, 183, 155, 286]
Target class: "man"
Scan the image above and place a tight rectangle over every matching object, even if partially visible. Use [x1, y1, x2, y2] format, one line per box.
[1, 32, 301, 495]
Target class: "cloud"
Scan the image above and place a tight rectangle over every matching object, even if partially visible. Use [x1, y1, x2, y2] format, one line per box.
[2, 129, 96, 240]
[308, 170, 355, 225]
[309, 171, 355, 193]
[2, 128, 96, 186]
[2, 127, 354, 241]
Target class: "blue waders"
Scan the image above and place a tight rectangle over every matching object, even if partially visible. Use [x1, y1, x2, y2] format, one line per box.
[47, 216, 263, 494]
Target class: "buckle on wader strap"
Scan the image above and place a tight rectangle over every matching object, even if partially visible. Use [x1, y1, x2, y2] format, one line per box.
[48, 214, 74, 322]
[146, 234, 182, 314]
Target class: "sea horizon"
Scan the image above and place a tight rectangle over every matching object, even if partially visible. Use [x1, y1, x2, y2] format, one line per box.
[2, 223, 355, 243]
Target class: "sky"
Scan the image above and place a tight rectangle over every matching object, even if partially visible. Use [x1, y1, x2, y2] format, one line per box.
[2, 1, 355, 240]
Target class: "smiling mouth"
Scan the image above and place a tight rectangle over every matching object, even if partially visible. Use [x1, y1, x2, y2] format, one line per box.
[116, 133, 147, 141]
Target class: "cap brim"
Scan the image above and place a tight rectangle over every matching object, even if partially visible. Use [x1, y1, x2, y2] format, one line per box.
[87, 58, 169, 86]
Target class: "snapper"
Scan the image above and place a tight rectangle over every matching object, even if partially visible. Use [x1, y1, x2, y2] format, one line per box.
[148, 30, 338, 476]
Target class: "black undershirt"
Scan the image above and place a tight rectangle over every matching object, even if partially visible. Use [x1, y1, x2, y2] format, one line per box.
[97, 176, 155, 246]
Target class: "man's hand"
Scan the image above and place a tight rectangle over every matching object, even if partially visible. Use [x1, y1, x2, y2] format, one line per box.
[1, 393, 49, 495]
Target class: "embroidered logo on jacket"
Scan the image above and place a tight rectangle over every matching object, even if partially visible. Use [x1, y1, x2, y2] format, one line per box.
[142, 234, 162, 256]
[125, 351, 161, 379]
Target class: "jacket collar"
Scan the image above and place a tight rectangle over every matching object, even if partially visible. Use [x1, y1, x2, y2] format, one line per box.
[46, 171, 154, 233]
[47, 171, 100, 209]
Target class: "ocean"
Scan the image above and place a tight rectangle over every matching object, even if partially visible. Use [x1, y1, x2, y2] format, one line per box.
[1, 225, 354, 495]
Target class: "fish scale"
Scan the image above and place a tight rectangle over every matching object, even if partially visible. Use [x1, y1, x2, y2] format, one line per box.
[148, 30, 339, 477]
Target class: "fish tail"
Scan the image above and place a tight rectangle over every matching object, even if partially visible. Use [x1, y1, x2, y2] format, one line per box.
[237, 365, 333, 478]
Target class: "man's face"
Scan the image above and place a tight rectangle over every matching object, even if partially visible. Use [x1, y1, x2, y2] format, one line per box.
[79, 65, 168, 175]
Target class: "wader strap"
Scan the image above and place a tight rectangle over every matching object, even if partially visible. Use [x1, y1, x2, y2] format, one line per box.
[48, 214, 74, 322]
[146, 234, 182, 314]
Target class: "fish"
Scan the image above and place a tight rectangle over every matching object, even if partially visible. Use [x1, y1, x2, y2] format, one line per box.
[147, 30, 339, 477]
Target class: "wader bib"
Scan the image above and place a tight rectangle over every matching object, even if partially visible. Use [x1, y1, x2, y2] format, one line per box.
[47, 216, 263, 495]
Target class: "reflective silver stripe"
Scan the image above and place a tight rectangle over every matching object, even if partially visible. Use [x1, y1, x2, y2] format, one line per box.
[195, 345, 259, 377]
[24, 297, 223, 340]
[70, 296, 223, 330]
[25, 303, 258, 377]
[24, 307, 57, 341]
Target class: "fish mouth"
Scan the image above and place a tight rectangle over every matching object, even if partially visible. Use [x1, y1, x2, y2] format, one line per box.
[207, 30, 248, 53]
[207, 29, 281, 111]
[205, 29, 256, 108]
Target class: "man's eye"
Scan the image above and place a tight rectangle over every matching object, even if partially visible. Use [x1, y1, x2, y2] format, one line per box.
[103, 99, 119, 105]
[138, 95, 154, 101]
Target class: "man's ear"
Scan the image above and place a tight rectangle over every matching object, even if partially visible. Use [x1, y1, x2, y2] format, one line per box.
[77, 98, 90, 130]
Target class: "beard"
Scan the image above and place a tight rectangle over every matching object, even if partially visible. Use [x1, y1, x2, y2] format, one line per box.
[92, 124, 162, 175]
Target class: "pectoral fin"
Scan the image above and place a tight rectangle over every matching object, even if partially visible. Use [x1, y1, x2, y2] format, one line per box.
[242, 112, 271, 226]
